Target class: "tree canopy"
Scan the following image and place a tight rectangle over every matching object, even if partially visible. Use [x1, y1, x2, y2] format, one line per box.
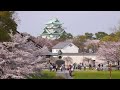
[95, 32, 108, 40]
[85, 32, 93, 39]
[59, 32, 73, 41]
[0, 11, 18, 42]
[73, 35, 87, 52]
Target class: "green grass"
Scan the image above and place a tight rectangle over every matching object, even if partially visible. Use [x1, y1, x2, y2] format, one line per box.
[73, 70, 120, 79]
[27, 70, 65, 79]
[40, 70, 57, 79]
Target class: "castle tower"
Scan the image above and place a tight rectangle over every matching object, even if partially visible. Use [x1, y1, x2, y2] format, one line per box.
[41, 18, 66, 40]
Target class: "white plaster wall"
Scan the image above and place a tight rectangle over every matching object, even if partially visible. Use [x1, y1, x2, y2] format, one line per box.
[52, 44, 79, 53]
[61, 55, 105, 65]
[62, 44, 79, 53]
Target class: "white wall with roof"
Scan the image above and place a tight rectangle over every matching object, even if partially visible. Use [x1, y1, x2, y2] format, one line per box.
[62, 43, 79, 53]
[52, 43, 79, 53]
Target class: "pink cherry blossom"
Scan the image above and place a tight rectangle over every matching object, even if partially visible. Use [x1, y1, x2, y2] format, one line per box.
[0, 32, 49, 79]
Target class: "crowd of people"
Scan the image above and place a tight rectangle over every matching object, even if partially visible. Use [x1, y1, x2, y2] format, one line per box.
[49, 63, 74, 76]
[73, 63, 104, 71]
[49, 63, 58, 72]
[48, 62, 104, 77]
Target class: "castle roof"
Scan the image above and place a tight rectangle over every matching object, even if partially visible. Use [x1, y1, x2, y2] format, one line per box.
[46, 18, 62, 25]
[52, 41, 72, 49]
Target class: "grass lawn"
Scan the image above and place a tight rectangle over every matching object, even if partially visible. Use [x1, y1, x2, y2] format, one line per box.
[73, 70, 120, 79]
[39, 70, 57, 79]
[27, 70, 65, 79]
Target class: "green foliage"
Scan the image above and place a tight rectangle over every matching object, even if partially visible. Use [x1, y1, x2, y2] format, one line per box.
[95, 32, 108, 40]
[85, 32, 93, 39]
[59, 32, 73, 41]
[85, 42, 99, 53]
[73, 35, 87, 52]
[27, 70, 65, 79]
[100, 35, 111, 42]
[0, 29, 11, 42]
[27, 70, 56, 79]
[78, 35, 87, 42]
[100, 31, 120, 42]
[0, 11, 18, 42]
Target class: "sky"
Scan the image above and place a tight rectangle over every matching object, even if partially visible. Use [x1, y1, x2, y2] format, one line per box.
[17, 11, 120, 37]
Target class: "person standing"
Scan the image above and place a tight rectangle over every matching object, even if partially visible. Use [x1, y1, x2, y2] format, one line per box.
[53, 63, 56, 72]
[55, 64, 58, 72]
[73, 63, 75, 69]
[82, 63, 84, 70]
[89, 64, 92, 70]
[69, 65, 72, 76]
[101, 64, 103, 70]
[98, 64, 100, 71]
[79, 63, 82, 70]
[50, 63, 53, 72]
[62, 64, 65, 71]
[60, 65, 62, 71]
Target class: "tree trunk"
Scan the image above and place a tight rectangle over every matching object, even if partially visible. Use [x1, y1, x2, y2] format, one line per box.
[118, 61, 119, 70]
[109, 64, 112, 79]
[107, 61, 109, 71]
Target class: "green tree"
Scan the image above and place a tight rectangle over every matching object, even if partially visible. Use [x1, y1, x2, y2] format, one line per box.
[100, 31, 120, 42]
[101, 35, 119, 42]
[95, 32, 108, 40]
[0, 11, 18, 42]
[115, 31, 120, 37]
[73, 35, 87, 52]
[85, 32, 93, 39]
[0, 29, 11, 42]
[59, 32, 73, 41]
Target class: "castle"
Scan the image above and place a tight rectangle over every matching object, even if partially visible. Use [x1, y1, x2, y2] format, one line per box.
[41, 18, 66, 40]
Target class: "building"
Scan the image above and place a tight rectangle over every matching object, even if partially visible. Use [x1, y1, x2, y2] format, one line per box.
[41, 18, 66, 40]
[52, 41, 79, 53]
[60, 53, 105, 66]
[50, 41, 105, 66]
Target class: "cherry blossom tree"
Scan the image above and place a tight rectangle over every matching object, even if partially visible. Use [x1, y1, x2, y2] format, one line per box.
[97, 42, 120, 70]
[34, 36, 53, 50]
[63, 57, 73, 68]
[0, 32, 49, 79]
[84, 39, 100, 53]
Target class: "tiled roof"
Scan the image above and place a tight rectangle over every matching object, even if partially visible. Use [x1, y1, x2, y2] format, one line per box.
[52, 41, 72, 49]
[46, 18, 62, 25]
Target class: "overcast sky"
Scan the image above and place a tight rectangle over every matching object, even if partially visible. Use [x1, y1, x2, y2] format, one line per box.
[17, 11, 120, 37]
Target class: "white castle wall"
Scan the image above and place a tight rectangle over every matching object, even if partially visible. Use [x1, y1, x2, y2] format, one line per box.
[53, 54, 105, 65]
